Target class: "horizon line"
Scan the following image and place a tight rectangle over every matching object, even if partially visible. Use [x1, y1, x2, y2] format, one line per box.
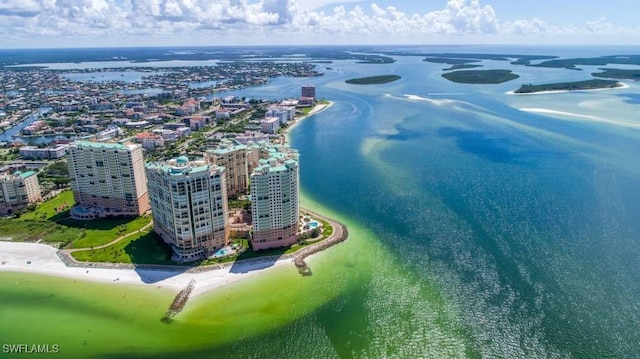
[3, 43, 640, 51]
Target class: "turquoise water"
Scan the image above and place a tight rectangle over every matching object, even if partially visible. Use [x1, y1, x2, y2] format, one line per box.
[2, 46, 640, 358]
[214, 248, 228, 256]
[286, 47, 640, 358]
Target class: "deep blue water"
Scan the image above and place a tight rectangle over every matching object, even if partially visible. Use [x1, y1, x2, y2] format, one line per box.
[284, 47, 640, 358]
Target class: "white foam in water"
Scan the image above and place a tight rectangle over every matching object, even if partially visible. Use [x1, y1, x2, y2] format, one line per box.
[519, 108, 640, 129]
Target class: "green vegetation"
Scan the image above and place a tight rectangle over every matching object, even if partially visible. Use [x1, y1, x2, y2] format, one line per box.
[63, 215, 152, 249]
[418, 53, 557, 66]
[19, 190, 73, 221]
[0, 218, 83, 247]
[592, 69, 640, 80]
[423, 57, 480, 65]
[0, 148, 20, 161]
[229, 198, 251, 210]
[37, 161, 70, 188]
[514, 79, 622, 94]
[443, 64, 483, 71]
[345, 75, 401, 85]
[532, 55, 640, 70]
[442, 69, 519, 84]
[71, 229, 174, 265]
[12, 189, 152, 249]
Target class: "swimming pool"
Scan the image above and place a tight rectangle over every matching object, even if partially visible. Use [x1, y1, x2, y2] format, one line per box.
[214, 248, 228, 257]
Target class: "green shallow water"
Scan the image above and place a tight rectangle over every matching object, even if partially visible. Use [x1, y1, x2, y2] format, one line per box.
[0, 204, 472, 358]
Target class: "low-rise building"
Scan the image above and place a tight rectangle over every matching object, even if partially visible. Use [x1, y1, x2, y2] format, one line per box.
[134, 132, 165, 150]
[260, 117, 280, 134]
[266, 106, 296, 125]
[298, 97, 314, 107]
[215, 110, 231, 120]
[95, 126, 123, 142]
[234, 131, 271, 145]
[152, 129, 179, 142]
[19, 144, 69, 160]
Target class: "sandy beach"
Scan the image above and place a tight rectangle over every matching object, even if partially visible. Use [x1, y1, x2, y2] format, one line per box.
[284, 101, 333, 140]
[0, 241, 293, 298]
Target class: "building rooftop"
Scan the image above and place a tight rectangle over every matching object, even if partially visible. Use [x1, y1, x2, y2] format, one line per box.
[209, 140, 248, 155]
[146, 157, 223, 176]
[19, 171, 36, 178]
[71, 140, 136, 151]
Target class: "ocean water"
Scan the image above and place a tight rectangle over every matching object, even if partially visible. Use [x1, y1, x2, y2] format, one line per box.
[2, 46, 640, 358]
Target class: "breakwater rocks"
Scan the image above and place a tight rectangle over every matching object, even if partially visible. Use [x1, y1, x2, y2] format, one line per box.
[162, 279, 195, 323]
[294, 210, 349, 276]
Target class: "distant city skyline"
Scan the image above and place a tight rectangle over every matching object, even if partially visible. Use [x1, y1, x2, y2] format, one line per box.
[0, 0, 639, 48]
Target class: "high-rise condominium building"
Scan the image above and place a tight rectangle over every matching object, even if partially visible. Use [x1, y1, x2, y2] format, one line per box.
[146, 156, 229, 262]
[205, 139, 249, 196]
[0, 171, 41, 215]
[67, 141, 149, 219]
[301, 84, 316, 100]
[250, 145, 300, 250]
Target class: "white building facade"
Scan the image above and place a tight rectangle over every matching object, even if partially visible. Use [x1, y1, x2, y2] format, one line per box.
[146, 156, 229, 262]
[0, 171, 42, 215]
[67, 141, 150, 219]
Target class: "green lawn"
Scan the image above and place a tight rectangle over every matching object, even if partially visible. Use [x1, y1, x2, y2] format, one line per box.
[71, 229, 174, 265]
[19, 190, 74, 221]
[11, 190, 152, 249]
[0, 218, 83, 247]
[64, 215, 153, 249]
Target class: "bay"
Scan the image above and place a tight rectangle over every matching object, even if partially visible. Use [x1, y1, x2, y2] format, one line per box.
[2, 46, 640, 358]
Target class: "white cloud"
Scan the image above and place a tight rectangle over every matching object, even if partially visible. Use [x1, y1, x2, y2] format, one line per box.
[502, 18, 549, 35]
[0, 0, 638, 46]
[586, 17, 615, 33]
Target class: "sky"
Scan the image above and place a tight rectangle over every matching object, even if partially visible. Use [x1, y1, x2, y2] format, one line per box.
[0, 0, 638, 48]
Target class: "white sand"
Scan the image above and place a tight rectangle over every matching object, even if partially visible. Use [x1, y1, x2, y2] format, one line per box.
[0, 241, 293, 298]
[284, 101, 333, 137]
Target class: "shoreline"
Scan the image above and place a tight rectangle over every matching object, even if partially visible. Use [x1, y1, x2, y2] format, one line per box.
[0, 240, 293, 298]
[0, 208, 348, 299]
[505, 82, 629, 95]
[283, 101, 334, 142]
[0, 100, 345, 304]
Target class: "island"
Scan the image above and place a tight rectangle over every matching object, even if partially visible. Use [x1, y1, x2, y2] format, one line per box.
[418, 53, 557, 66]
[513, 79, 623, 94]
[345, 75, 401, 85]
[421, 57, 484, 71]
[592, 69, 640, 80]
[443, 64, 483, 71]
[442, 69, 519, 84]
[423, 57, 481, 65]
[531, 55, 640, 70]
